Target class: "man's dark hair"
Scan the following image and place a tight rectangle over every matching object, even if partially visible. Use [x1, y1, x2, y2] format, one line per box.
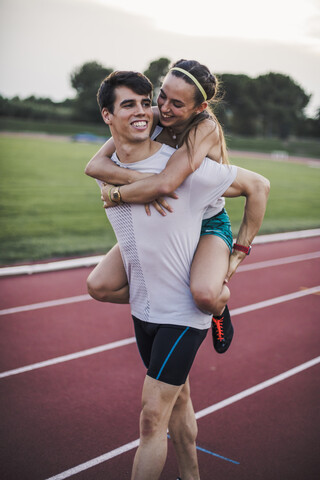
[97, 71, 153, 113]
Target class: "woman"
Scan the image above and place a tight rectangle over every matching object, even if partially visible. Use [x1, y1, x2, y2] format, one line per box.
[85, 59, 240, 353]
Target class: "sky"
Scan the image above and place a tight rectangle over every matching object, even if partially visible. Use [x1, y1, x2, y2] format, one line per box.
[1, 0, 319, 116]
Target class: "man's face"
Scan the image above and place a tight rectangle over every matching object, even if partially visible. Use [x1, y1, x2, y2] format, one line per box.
[103, 86, 153, 143]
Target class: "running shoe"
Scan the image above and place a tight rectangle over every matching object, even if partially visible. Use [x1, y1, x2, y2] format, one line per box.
[212, 305, 234, 354]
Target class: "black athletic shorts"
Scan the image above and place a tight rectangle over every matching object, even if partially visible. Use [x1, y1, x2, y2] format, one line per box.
[133, 316, 208, 386]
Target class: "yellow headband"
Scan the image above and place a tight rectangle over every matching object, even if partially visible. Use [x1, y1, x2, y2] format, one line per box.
[170, 67, 207, 101]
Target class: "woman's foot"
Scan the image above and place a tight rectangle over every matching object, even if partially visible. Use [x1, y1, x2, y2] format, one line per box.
[212, 305, 234, 353]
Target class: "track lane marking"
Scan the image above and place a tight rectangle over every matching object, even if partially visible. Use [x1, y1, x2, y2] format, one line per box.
[1, 251, 319, 317]
[237, 251, 320, 272]
[1, 286, 319, 379]
[231, 285, 320, 316]
[0, 337, 136, 379]
[44, 356, 320, 480]
[0, 294, 92, 316]
[1, 229, 319, 278]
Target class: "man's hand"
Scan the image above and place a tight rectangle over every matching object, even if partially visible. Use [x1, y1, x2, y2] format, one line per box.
[225, 250, 247, 283]
[101, 182, 118, 208]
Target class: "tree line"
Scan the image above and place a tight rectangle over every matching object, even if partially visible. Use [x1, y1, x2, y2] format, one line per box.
[0, 58, 319, 139]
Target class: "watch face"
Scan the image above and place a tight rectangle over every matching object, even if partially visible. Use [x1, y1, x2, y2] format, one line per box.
[112, 190, 120, 201]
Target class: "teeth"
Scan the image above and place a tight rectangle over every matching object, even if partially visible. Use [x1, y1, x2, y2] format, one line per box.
[132, 121, 146, 127]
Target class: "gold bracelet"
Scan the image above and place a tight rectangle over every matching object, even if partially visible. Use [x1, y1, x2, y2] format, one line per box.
[108, 187, 114, 202]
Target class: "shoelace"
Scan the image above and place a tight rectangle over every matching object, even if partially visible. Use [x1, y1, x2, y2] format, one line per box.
[212, 317, 225, 341]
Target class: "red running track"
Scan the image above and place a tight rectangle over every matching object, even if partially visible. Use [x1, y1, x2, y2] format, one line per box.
[0, 236, 319, 480]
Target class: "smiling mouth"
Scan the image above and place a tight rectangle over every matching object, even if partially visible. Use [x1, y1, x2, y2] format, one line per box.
[160, 113, 174, 121]
[131, 121, 148, 129]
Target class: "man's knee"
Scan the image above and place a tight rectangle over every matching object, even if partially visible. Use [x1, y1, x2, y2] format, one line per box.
[140, 403, 163, 437]
[174, 382, 190, 408]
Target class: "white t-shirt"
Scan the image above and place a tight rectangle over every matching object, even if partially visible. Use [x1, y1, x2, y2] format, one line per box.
[151, 125, 225, 219]
[99, 143, 237, 330]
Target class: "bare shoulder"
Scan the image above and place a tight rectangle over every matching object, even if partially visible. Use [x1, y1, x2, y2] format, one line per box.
[191, 118, 220, 145]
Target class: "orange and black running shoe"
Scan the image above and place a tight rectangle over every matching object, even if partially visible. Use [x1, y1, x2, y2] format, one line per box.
[212, 305, 234, 354]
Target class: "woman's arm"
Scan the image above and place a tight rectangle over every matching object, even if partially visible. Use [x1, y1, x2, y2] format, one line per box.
[84, 137, 150, 185]
[85, 106, 161, 185]
[223, 168, 270, 281]
[101, 120, 220, 205]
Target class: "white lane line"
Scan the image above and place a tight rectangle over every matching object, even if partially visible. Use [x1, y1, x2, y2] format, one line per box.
[0, 255, 104, 277]
[44, 356, 320, 480]
[1, 252, 319, 317]
[231, 285, 320, 316]
[0, 295, 92, 316]
[237, 251, 320, 272]
[252, 229, 320, 244]
[0, 337, 136, 379]
[1, 286, 318, 379]
[195, 356, 320, 419]
[1, 229, 319, 278]
[45, 439, 141, 480]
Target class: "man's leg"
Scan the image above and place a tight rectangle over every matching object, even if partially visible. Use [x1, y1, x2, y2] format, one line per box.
[86, 244, 129, 303]
[168, 377, 200, 480]
[131, 375, 183, 480]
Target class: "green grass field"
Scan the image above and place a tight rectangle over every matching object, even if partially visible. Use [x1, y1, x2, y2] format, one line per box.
[1, 117, 319, 158]
[0, 135, 319, 265]
[0, 117, 109, 137]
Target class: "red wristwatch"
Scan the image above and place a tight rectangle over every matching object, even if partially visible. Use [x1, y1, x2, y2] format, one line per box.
[233, 243, 252, 255]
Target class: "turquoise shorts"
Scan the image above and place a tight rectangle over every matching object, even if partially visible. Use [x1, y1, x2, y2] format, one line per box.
[200, 208, 233, 253]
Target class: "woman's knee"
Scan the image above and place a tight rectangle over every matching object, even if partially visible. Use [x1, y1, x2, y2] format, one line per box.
[87, 272, 110, 301]
[191, 283, 230, 315]
[191, 283, 220, 311]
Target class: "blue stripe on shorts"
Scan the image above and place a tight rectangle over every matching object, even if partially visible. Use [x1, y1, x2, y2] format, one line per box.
[156, 327, 190, 380]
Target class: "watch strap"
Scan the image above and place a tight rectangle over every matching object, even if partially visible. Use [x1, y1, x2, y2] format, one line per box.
[233, 243, 251, 255]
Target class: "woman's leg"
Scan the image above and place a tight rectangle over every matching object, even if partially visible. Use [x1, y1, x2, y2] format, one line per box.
[190, 234, 234, 353]
[190, 235, 230, 317]
[86, 244, 129, 303]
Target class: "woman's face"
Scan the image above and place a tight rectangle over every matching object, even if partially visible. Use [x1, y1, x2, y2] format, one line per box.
[157, 73, 200, 130]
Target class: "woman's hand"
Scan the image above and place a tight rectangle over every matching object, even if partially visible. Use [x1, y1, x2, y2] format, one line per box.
[224, 250, 247, 283]
[144, 192, 179, 216]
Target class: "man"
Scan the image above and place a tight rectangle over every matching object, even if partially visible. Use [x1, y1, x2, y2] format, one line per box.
[91, 70, 269, 480]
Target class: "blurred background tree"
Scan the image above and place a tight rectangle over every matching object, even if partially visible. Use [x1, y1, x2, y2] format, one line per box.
[0, 57, 319, 139]
[70, 61, 113, 122]
[143, 57, 171, 104]
[217, 72, 312, 139]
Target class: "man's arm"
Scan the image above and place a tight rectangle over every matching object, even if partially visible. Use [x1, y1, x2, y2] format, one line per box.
[85, 107, 160, 185]
[223, 167, 270, 281]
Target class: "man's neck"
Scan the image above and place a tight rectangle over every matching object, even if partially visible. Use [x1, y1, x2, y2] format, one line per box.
[114, 138, 162, 164]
